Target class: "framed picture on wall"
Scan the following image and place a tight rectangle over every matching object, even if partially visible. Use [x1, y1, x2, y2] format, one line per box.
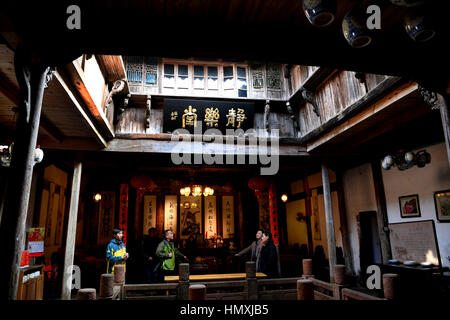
[434, 190, 450, 222]
[399, 194, 421, 218]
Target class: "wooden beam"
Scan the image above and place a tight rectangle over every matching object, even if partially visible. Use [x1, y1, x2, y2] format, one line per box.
[306, 79, 417, 152]
[104, 138, 308, 156]
[61, 159, 82, 300]
[437, 93, 450, 168]
[54, 71, 107, 148]
[60, 61, 115, 140]
[370, 161, 392, 265]
[1, 50, 51, 299]
[95, 55, 128, 85]
[321, 161, 336, 283]
[299, 76, 407, 146]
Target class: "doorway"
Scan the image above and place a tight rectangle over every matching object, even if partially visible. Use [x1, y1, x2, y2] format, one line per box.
[359, 211, 382, 272]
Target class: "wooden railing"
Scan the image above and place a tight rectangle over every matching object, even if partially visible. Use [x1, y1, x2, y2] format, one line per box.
[107, 261, 393, 301]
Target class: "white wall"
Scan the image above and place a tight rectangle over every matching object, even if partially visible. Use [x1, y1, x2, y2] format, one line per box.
[342, 163, 378, 274]
[382, 142, 450, 268]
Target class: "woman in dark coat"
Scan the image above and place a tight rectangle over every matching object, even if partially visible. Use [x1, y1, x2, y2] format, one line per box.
[257, 230, 278, 278]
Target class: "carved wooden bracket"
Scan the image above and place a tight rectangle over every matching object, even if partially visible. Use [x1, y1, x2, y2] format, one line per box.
[105, 79, 126, 111]
[145, 95, 151, 129]
[286, 101, 300, 132]
[418, 86, 440, 110]
[301, 88, 321, 118]
[264, 100, 270, 132]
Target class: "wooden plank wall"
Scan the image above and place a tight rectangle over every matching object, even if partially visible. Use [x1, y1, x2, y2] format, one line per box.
[297, 71, 389, 136]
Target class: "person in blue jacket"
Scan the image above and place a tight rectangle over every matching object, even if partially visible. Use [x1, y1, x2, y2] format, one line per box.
[106, 228, 129, 274]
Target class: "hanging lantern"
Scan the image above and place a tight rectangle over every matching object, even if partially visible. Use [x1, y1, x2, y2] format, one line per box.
[94, 193, 102, 202]
[222, 181, 233, 193]
[130, 175, 157, 191]
[248, 177, 269, 200]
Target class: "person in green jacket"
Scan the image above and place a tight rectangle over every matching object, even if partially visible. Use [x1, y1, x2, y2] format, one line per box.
[155, 230, 188, 281]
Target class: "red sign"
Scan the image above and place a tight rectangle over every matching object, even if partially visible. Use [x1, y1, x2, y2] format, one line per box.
[268, 183, 279, 246]
[119, 184, 129, 246]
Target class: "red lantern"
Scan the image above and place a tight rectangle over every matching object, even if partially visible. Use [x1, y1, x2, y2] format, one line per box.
[130, 175, 157, 191]
[248, 177, 268, 201]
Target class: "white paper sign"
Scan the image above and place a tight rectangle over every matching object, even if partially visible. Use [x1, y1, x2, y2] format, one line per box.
[204, 196, 217, 239]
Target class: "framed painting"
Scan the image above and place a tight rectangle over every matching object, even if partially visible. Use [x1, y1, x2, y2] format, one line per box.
[434, 190, 450, 222]
[398, 194, 421, 218]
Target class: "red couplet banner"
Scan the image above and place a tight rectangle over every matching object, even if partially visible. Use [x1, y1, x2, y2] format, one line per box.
[119, 184, 129, 246]
[268, 183, 279, 246]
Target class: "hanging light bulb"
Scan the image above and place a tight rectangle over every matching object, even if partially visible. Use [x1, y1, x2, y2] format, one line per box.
[281, 194, 288, 202]
[94, 193, 102, 202]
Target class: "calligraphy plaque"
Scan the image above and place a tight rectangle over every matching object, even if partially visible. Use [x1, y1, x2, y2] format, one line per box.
[163, 98, 254, 134]
[143, 195, 157, 234]
[204, 196, 217, 239]
[222, 196, 235, 239]
[164, 195, 178, 236]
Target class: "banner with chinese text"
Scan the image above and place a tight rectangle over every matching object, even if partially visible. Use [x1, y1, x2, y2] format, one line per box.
[119, 184, 129, 246]
[143, 195, 157, 234]
[204, 196, 217, 239]
[222, 196, 235, 238]
[163, 98, 255, 134]
[164, 195, 178, 236]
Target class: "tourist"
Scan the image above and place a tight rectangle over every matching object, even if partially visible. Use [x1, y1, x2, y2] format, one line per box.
[257, 230, 278, 278]
[106, 228, 129, 274]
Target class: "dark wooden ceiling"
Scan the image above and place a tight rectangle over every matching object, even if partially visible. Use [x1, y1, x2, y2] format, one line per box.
[1, 0, 448, 83]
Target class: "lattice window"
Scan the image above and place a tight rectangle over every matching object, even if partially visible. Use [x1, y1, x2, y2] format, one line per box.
[126, 56, 144, 83]
[251, 65, 264, 90]
[267, 64, 281, 90]
[144, 57, 158, 86]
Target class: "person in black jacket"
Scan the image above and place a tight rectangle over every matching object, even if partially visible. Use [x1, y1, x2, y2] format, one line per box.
[257, 230, 279, 278]
[142, 227, 161, 283]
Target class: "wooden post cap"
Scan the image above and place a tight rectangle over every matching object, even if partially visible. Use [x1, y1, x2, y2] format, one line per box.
[302, 259, 313, 275]
[334, 265, 346, 285]
[297, 279, 314, 300]
[246, 261, 256, 278]
[99, 274, 114, 297]
[114, 265, 125, 284]
[77, 288, 96, 300]
[189, 284, 206, 300]
[179, 263, 190, 281]
[383, 273, 399, 300]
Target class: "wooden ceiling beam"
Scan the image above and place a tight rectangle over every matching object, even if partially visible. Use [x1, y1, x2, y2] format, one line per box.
[54, 71, 107, 148]
[95, 55, 128, 85]
[59, 61, 115, 140]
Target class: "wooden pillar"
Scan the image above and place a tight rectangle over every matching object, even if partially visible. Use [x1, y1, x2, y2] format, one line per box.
[61, 159, 83, 300]
[303, 176, 314, 257]
[336, 170, 355, 275]
[0, 48, 53, 300]
[321, 161, 337, 283]
[371, 161, 392, 264]
[437, 94, 450, 168]
[246, 261, 258, 300]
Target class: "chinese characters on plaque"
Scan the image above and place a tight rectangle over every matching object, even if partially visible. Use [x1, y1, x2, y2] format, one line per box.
[163, 98, 254, 134]
[143, 195, 157, 234]
[222, 196, 235, 239]
[204, 196, 217, 239]
[164, 195, 178, 236]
